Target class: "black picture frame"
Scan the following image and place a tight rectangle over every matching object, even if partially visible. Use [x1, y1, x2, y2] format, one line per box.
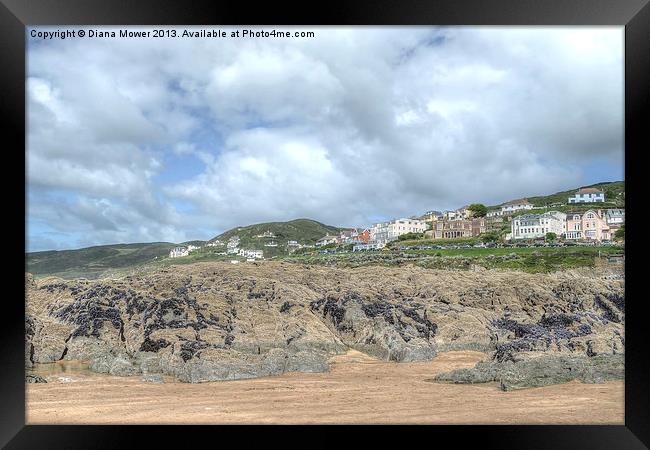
[2, 0, 648, 448]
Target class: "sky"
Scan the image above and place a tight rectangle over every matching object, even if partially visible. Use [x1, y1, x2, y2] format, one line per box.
[26, 26, 624, 252]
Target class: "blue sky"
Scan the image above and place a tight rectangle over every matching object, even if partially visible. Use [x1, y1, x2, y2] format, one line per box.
[26, 26, 624, 252]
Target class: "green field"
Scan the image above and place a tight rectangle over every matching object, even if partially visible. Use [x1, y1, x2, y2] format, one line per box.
[26, 218, 341, 278]
[500, 181, 624, 208]
[284, 245, 624, 273]
[26, 242, 186, 278]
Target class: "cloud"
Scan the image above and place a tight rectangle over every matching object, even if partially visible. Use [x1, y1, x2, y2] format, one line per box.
[27, 26, 623, 251]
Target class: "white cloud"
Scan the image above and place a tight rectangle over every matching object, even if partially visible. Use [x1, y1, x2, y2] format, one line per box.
[27, 26, 624, 250]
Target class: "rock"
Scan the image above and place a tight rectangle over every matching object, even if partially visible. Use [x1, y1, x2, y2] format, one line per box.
[434, 354, 624, 391]
[26, 374, 47, 383]
[26, 261, 624, 384]
[109, 356, 138, 376]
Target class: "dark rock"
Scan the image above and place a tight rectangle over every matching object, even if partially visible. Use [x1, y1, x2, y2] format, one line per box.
[26, 374, 47, 383]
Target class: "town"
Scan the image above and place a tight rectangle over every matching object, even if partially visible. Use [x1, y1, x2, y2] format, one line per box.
[168, 185, 624, 260]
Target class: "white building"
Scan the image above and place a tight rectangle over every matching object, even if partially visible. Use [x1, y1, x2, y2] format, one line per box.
[169, 247, 189, 258]
[568, 188, 605, 203]
[287, 240, 299, 246]
[511, 211, 567, 240]
[370, 218, 427, 244]
[187, 245, 200, 252]
[264, 241, 278, 247]
[237, 249, 263, 259]
[315, 235, 339, 247]
[226, 236, 240, 254]
[501, 198, 534, 214]
[486, 209, 503, 218]
[605, 209, 625, 225]
[442, 206, 472, 221]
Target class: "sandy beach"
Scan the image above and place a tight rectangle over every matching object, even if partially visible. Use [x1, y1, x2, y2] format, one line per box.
[26, 350, 624, 425]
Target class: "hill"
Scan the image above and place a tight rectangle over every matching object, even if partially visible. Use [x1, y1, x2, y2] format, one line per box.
[491, 181, 624, 209]
[26, 242, 203, 279]
[208, 218, 341, 257]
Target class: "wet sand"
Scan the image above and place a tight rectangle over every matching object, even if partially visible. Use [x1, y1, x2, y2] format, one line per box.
[26, 350, 624, 424]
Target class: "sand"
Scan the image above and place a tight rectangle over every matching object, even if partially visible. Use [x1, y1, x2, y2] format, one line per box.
[26, 350, 624, 424]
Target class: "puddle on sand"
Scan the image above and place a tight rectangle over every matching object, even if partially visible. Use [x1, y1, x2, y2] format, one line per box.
[28, 360, 93, 377]
[27, 360, 179, 383]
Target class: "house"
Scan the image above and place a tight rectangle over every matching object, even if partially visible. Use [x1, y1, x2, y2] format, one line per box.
[264, 241, 278, 247]
[187, 245, 200, 252]
[338, 229, 356, 242]
[501, 198, 534, 215]
[369, 218, 427, 244]
[339, 228, 370, 244]
[316, 235, 339, 247]
[287, 240, 300, 246]
[565, 210, 611, 241]
[256, 230, 276, 238]
[568, 188, 605, 204]
[419, 210, 443, 223]
[169, 247, 189, 258]
[605, 209, 625, 226]
[226, 236, 240, 254]
[433, 217, 486, 239]
[237, 249, 263, 259]
[441, 206, 473, 221]
[442, 210, 459, 221]
[486, 209, 503, 218]
[353, 228, 370, 243]
[510, 211, 566, 240]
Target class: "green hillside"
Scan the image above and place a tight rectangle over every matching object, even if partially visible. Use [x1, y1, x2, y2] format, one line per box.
[491, 181, 624, 208]
[26, 242, 200, 279]
[208, 218, 341, 258]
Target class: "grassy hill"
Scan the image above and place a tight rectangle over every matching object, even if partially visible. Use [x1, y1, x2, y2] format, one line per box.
[491, 181, 624, 209]
[208, 218, 341, 258]
[26, 219, 341, 278]
[26, 242, 202, 279]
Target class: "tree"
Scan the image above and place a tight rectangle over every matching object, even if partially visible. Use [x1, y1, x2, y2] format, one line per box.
[467, 203, 488, 218]
[614, 225, 625, 240]
[545, 232, 557, 242]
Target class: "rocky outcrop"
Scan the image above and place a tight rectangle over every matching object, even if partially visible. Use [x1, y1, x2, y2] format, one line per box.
[26, 262, 624, 384]
[26, 374, 48, 383]
[433, 354, 624, 391]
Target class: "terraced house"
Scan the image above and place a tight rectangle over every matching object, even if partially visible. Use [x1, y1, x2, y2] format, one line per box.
[169, 247, 189, 258]
[568, 187, 605, 204]
[370, 218, 427, 244]
[500, 198, 534, 215]
[565, 209, 611, 241]
[433, 217, 486, 239]
[511, 211, 567, 240]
